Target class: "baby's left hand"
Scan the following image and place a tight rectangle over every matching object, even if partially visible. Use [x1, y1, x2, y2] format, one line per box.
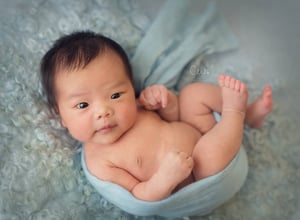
[139, 85, 169, 110]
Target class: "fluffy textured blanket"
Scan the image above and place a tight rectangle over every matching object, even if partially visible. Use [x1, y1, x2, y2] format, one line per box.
[0, 0, 299, 219]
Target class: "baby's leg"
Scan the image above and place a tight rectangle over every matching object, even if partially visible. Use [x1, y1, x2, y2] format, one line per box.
[179, 76, 273, 133]
[192, 75, 247, 179]
[179, 83, 222, 133]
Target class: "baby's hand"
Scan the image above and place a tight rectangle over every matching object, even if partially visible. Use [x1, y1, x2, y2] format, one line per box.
[139, 85, 169, 110]
[157, 149, 194, 186]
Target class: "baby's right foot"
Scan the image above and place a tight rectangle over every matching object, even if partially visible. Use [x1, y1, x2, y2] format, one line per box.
[218, 74, 248, 115]
[246, 85, 273, 128]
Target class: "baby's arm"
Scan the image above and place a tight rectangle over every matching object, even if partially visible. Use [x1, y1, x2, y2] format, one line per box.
[138, 85, 179, 121]
[100, 150, 193, 201]
[100, 165, 174, 201]
[132, 150, 193, 201]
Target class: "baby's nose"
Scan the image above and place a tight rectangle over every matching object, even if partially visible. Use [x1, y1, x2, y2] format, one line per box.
[95, 106, 113, 119]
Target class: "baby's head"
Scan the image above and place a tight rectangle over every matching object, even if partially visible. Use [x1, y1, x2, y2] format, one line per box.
[40, 31, 133, 114]
[40, 31, 138, 145]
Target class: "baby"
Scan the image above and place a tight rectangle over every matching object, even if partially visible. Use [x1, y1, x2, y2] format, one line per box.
[40, 31, 273, 201]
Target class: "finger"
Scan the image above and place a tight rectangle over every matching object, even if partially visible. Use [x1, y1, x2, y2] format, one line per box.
[139, 91, 156, 109]
[150, 90, 160, 106]
[138, 92, 146, 105]
[152, 88, 161, 107]
[161, 88, 168, 108]
[153, 86, 167, 108]
[142, 88, 155, 106]
[159, 86, 168, 108]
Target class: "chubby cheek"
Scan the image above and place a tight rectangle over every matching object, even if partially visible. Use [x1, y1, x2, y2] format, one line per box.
[68, 125, 90, 142]
[61, 115, 92, 143]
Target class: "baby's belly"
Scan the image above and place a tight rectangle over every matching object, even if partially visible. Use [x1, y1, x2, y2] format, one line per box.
[126, 121, 200, 182]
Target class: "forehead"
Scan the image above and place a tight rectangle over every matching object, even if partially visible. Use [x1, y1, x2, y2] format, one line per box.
[54, 50, 130, 94]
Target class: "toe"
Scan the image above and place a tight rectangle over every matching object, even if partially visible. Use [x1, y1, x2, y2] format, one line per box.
[263, 85, 272, 97]
[218, 74, 225, 86]
[240, 82, 247, 94]
[235, 80, 241, 91]
[225, 75, 231, 87]
[229, 77, 236, 89]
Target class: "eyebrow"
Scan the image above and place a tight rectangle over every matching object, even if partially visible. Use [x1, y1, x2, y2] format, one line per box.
[66, 91, 89, 100]
[107, 80, 128, 90]
[66, 80, 129, 100]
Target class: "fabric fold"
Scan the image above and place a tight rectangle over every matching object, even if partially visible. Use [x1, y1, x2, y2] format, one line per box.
[131, 0, 238, 94]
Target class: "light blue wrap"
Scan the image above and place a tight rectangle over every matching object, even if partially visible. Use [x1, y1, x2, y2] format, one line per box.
[81, 0, 247, 217]
[131, 0, 238, 94]
[81, 147, 248, 217]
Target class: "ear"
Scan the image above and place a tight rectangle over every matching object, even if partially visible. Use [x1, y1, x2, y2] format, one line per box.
[61, 119, 67, 128]
[52, 106, 59, 115]
[53, 106, 67, 128]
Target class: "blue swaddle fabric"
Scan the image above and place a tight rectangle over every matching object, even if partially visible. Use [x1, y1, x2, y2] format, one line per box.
[131, 0, 238, 94]
[81, 147, 248, 217]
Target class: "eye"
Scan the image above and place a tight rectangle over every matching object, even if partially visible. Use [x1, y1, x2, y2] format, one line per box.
[76, 102, 89, 109]
[111, 92, 122, 100]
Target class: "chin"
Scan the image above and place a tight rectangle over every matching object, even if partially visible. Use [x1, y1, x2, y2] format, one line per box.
[93, 135, 121, 145]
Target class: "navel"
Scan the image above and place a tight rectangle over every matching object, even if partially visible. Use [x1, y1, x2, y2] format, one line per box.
[136, 156, 143, 168]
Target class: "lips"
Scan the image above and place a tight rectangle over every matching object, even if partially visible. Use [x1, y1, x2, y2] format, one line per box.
[97, 124, 117, 134]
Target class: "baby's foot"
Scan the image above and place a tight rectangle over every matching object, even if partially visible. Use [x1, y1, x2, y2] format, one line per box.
[218, 74, 248, 115]
[246, 85, 273, 128]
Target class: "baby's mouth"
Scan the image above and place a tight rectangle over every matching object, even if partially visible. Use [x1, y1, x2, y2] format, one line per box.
[97, 124, 117, 134]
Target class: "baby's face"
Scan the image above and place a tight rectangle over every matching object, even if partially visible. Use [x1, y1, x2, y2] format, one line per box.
[55, 50, 137, 145]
